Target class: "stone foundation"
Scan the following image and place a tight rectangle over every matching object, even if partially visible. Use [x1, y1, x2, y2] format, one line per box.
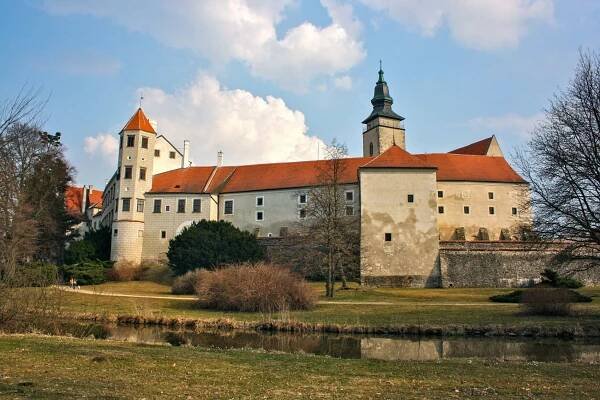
[361, 274, 440, 288]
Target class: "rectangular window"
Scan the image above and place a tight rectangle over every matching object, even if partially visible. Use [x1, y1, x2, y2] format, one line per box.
[298, 209, 307, 219]
[407, 194, 414, 203]
[126, 135, 135, 147]
[224, 200, 234, 215]
[136, 198, 144, 213]
[122, 197, 131, 212]
[512, 207, 518, 216]
[153, 199, 162, 213]
[124, 166, 132, 179]
[169, 151, 176, 159]
[464, 206, 470, 214]
[177, 199, 186, 213]
[385, 232, 392, 242]
[113, 229, 118, 237]
[298, 194, 307, 204]
[192, 198, 201, 213]
[488, 192, 495, 200]
[489, 206, 495, 215]
[154, 149, 160, 157]
[256, 196, 264, 207]
[345, 190, 354, 202]
[438, 206, 444, 214]
[165, 205, 170, 212]
[141, 137, 148, 149]
[160, 230, 166, 239]
[437, 190, 444, 198]
[345, 205, 354, 216]
[256, 210, 264, 221]
[139, 167, 146, 181]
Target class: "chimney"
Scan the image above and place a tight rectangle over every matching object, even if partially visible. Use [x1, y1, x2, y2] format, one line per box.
[217, 150, 223, 167]
[182, 140, 190, 168]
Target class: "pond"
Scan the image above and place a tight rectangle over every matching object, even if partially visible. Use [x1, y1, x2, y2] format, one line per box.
[9, 321, 600, 363]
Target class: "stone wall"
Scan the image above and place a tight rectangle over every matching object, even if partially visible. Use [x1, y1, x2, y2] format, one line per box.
[439, 241, 600, 287]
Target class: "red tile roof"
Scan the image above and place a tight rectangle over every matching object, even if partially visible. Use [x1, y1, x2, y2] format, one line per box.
[151, 166, 215, 193]
[65, 186, 83, 216]
[88, 189, 104, 208]
[361, 145, 436, 169]
[449, 136, 493, 155]
[123, 108, 156, 133]
[416, 153, 526, 183]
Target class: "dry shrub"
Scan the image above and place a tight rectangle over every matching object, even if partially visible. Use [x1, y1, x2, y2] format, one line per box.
[139, 261, 174, 285]
[171, 269, 203, 295]
[106, 260, 143, 282]
[195, 262, 317, 313]
[521, 288, 573, 316]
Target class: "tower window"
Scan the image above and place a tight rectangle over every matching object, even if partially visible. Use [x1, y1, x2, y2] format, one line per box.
[124, 166, 132, 179]
[160, 230, 166, 239]
[169, 151, 176, 159]
[141, 137, 148, 149]
[177, 199, 186, 213]
[256, 196, 264, 207]
[126, 135, 135, 147]
[488, 192, 495, 200]
[464, 206, 470, 214]
[136, 198, 144, 213]
[298, 209, 307, 219]
[256, 211, 264, 221]
[298, 194, 307, 204]
[122, 197, 131, 212]
[407, 194, 414, 203]
[489, 206, 495, 215]
[153, 199, 162, 213]
[345, 190, 354, 202]
[438, 190, 444, 198]
[224, 200, 234, 215]
[139, 167, 146, 181]
[193, 199, 201, 213]
[385, 232, 392, 242]
[154, 149, 160, 157]
[438, 206, 445, 214]
[512, 207, 518, 216]
[369, 142, 374, 156]
[113, 229, 118, 237]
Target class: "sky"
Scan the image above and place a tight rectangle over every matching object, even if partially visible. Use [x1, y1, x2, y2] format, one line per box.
[0, 0, 598, 187]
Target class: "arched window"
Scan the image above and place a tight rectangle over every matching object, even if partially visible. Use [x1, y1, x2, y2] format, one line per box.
[369, 142, 374, 156]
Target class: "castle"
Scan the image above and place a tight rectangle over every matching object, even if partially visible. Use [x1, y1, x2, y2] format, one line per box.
[81, 67, 531, 287]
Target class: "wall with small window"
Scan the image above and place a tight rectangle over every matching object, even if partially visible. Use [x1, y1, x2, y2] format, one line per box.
[153, 135, 183, 174]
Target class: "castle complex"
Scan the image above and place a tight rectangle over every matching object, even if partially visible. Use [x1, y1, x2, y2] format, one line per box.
[84, 67, 532, 287]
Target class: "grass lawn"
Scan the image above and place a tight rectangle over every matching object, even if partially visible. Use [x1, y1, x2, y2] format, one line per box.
[50, 281, 600, 329]
[0, 335, 598, 399]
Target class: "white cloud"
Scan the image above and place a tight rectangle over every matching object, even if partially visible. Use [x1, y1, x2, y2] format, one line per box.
[41, 0, 365, 91]
[360, 0, 554, 50]
[83, 133, 119, 164]
[138, 73, 326, 166]
[333, 75, 353, 90]
[467, 112, 544, 137]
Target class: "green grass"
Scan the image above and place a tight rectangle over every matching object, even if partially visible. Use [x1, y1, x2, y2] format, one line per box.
[51, 282, 600, 329]
[0, 335, 598, 399]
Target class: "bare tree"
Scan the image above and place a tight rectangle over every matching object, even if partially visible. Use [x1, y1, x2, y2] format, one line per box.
[515, 49, 600, 271]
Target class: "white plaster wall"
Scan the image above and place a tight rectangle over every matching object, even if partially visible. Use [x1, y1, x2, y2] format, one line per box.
[153, 136, 183, 174]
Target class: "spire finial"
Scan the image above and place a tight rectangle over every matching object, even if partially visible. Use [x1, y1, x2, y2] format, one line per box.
[378, 60, 384, 83]
[139, 93, 144, 109]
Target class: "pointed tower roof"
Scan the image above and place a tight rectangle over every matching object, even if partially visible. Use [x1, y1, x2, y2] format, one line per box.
[362, 61, 404, 124]
[361, 144, 436, 169]
[122, 108, 156, 133]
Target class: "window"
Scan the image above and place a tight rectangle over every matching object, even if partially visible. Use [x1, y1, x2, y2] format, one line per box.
[437, 190, 444, 198]
[192, 199, 201, 213]
[256, 196, 264, 207]
[512, 207, 518, 216]
[169, 151, 176, 159]
[141, 137, 148, 149]
[488, 192, 495, 200]
[369, 142, 374, 156]
[385, 232, 392, 242]
[161, 230, 166, 239]
[177, 199, 186, 213]
[464, 206, 470, 214]
[154, 149, 160, 157]
[165, 205, 170, 212]
[345, 205, 354, 216]
[124, 166, 132, 179]
[298, 194, 307, 204]
[256, 210, 264, 221]
[113, 229, 118, 237]
[136, 198, 144, 213]
[153, 199, 162, 213]
[122, 197, 131, 212]
[298, 209, 307, 219]
[489, 206, 495, 215]
[438, 206, 445, 214]
[139, 167, 146, 181]
[224, 200, 234, 215]
[407, 194, 414, 203]
[126, 135, 135, 147]
[345, 190, 354, 202]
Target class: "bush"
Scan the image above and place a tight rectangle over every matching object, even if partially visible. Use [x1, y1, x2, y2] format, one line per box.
[64, 226, 111, 264]
[139, 261, 174, 285]
[195, 262, 317, 313]
[540, 268, 583, 289]
[490, 289, 592, 303]
[106, 260, 144, 282]
[171, 269, 202, 295]
[520, 288, 578, 316]
[15, 262, 59, 287]
[64, 240, 97, 265]
[60, 260, 111, 285]
[167, 220, 265, 276]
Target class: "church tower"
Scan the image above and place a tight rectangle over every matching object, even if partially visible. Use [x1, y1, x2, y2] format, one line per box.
[110, 108, 157, 263]
[362, 63, 406, 156]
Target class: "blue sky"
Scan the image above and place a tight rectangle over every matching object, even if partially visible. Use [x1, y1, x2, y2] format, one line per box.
[0, 0, 598, 187]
